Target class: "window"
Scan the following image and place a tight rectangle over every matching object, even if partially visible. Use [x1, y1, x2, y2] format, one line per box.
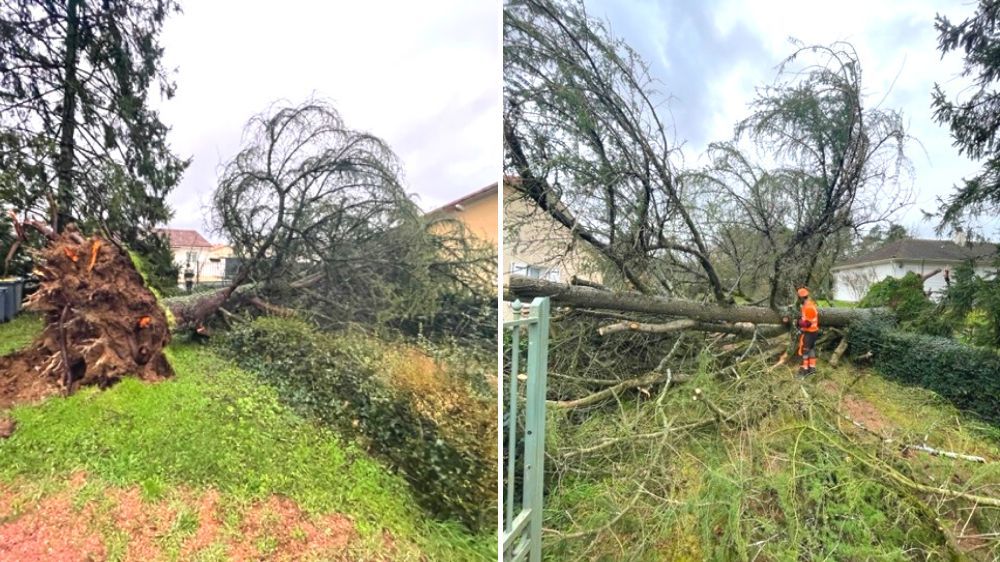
[511, 261, 560, 282]
[186, 250, 198, 265]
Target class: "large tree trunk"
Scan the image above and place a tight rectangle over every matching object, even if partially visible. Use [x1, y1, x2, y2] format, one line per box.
[508, 276, 883, 328]
[55, 0, 81, 232]
[167, 276, 248, 331]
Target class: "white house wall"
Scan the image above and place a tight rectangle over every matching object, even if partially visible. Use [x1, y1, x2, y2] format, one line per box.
[833, 262, 896, 302]
[833, 260, 997, 302]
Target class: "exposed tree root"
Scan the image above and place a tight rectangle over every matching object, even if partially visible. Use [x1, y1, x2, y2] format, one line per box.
[0, 231, 172, 407]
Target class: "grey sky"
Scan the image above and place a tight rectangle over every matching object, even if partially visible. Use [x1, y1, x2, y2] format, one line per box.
[155, 1, 499, 241]
[584, 0, 993, 239]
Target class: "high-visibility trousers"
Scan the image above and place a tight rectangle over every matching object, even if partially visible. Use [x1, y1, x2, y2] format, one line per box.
[798, 331, 819, 367]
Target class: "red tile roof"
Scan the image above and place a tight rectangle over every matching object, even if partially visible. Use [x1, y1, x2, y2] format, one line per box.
[156, 228, 213, 248]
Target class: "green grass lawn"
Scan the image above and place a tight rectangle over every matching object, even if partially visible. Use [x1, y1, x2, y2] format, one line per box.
[0, 320, 493, 560]
[0, 312, 42, 356]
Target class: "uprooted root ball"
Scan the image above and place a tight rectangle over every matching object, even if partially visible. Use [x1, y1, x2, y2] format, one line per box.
[0, 232, 172, 408]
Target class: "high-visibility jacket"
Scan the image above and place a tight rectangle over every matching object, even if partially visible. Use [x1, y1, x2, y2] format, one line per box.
[800, 298, 819, 333]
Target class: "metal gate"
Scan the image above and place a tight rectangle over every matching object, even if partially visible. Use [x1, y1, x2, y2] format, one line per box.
[502, 297, 550, 562]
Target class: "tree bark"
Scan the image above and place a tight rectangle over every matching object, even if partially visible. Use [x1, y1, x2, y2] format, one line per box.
[920, 269, 942, 282]
[508, 276, 884, 328]
[598, 319, 786, 337]
[56, 0, 81, 232]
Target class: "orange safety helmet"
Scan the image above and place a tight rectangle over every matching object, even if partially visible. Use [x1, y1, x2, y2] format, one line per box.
[797, 287, 810, 298]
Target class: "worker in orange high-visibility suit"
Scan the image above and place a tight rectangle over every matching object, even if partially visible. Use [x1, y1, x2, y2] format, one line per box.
[795, 287, 820, 378]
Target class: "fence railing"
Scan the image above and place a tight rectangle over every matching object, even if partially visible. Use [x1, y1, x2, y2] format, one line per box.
[502, 297, 550, 562]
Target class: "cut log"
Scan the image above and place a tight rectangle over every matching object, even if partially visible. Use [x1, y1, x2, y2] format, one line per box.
[599, 319, 786, 337]
[508, 276, 883, 328]
[829, 338, 849, 367]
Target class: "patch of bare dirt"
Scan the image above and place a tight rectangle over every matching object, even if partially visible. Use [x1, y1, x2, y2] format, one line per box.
[0, 488, 106, 561]
[0, 416, 15, 439]
[226, 495, 356, 561]
[817, 379, 894, 435]
[109, 486, 177, 560]
[0, 474, 358, 561]
[839, 394, 893, 434]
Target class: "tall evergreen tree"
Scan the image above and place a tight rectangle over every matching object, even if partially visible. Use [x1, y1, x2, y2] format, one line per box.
[932, 1, 1000, 227]
[0, 0, 187, 241]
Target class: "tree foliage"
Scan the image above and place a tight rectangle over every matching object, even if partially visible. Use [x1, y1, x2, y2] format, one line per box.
[858, 272, 933, 323]
[939, 261, 1000, 347]
[504, 0, 910, 308]
[0, 0, 187, 241]
[932, 0, 1000, 226]
[504, 0, 727, 300]
[212, 100, 494, 331]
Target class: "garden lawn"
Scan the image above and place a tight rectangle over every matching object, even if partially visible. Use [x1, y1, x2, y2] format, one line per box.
[0, 318, 493, 560]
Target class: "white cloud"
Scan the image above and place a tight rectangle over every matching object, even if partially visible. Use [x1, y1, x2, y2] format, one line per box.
[587, 0, 995, 238]
[154, 0, 499, 240]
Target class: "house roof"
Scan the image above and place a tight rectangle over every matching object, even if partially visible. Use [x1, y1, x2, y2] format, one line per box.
[156, 228, 213, 248]
[425, 182, 498, 217]
[834, 238, 999, 269]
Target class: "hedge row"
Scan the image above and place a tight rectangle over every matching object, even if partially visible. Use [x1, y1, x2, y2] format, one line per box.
[848, 317, 1000, 425]
[219, 317, 494, 530]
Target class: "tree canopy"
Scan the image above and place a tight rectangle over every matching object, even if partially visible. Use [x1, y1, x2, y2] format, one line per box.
[504, 0, 910, 307]
[932, 0, 1000, 227]
[211, 100, 494, 329]
[0, 0, 187, 242]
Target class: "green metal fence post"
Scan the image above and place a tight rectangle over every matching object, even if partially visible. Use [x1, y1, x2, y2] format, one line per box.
[502, 296, 550, 562]
[523, 297, 549, 562]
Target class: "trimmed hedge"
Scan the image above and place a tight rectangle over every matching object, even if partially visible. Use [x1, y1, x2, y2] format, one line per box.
[219, 317, 495, 530]
[848, 317, 1000, 425]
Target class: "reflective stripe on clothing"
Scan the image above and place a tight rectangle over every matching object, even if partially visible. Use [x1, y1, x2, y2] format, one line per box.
[798, 331, 819, 358]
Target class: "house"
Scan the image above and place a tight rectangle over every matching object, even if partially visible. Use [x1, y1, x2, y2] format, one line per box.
[156, 228, 233, 285]
[424, 179, 604, 288]
[201, 244, 235, 282]
[502, 177, 602, 287]
[426, 182, 499, 248]
[831, 235, 998, 302]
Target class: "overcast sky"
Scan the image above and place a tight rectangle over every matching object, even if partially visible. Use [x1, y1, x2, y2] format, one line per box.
[155, 1, 499, 241]
[583, 0, 994, 239]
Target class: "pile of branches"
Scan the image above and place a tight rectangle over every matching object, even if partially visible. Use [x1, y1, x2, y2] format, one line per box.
[520, 312, 1000, 560]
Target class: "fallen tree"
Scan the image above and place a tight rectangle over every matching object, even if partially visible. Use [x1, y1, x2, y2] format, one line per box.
[508, 276, 884, 328]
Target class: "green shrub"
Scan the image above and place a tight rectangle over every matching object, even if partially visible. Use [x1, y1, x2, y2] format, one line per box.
[219, 317, 495, 530]
[848, 317, 1000, 425]
[939, 261, 1000, 347]
[858, 272, 932, 323]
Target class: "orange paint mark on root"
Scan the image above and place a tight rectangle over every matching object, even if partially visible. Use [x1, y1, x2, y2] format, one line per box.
[87, 240, 102, 272]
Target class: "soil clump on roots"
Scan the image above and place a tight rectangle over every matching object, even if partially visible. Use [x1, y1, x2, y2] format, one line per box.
[0, 231, 172, 408]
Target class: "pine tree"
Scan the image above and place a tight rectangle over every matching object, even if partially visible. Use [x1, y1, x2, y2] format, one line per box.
[932, 1, 1000, 226]
[0, 0, 187, 242]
